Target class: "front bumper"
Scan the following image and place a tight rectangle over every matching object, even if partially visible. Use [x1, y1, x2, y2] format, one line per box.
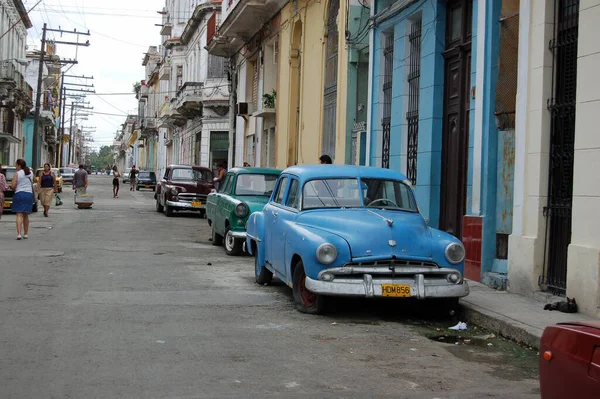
[228, 231, 247, 239]
[166, 200, 205, 210]
[305, 266, 469, 299]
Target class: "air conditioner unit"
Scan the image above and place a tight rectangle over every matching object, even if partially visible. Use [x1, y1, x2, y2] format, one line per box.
[236, 102, 250, 116]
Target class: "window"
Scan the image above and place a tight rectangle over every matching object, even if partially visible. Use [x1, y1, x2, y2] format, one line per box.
[220, 174, 233, 193]
[208, 55, 226, 78]
[274, 177, 289, 204]
[192, 168, 214, 181]
[406, 18, 422, 185]
[171, 168, 194, 180]
[286, 179, 300, 209]
[235, 174, 278, 196]
[322, 0, 340, 159]
[381, 33, 394, 168]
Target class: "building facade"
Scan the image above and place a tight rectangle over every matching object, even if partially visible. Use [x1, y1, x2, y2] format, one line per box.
[509, 0, 600, 317]
[0, 0, 32, 166]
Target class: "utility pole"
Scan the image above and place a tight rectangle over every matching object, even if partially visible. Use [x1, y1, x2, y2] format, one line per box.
[66, 101, 93, 164]
[56, 72, 65, 167]
[31, 23, 46, 170]
[31, 25, 90, 169]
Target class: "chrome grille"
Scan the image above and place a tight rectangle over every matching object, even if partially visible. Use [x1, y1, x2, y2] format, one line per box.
[344, 259, 438, 268]
[178, 193, 207, 203]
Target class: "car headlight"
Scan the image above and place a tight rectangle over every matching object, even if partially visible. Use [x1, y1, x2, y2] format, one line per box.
[170, 187, 178, 196]
[235, 202, 249, 218]
[316, 243, 337, 265]
[445, 242, 465, 264]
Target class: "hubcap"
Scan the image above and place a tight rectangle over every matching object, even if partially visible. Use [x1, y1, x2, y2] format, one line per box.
[299, 270, 317, 307]
[225, 231, 235, 251]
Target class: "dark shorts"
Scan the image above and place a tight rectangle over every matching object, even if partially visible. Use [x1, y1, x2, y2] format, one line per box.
[113, 178, 119, 186]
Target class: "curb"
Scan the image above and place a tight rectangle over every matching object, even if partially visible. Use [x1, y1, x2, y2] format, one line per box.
[458, 301, 542, 349]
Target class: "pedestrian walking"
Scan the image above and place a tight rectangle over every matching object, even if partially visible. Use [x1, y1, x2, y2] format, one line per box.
[73, 164, 88, 201]
[0, 163, 8, 220]
[38, 163, 57, 217]
[129, 165, 138, 191]
[112, 166, 121, 198]
[9, 159, 33, 240]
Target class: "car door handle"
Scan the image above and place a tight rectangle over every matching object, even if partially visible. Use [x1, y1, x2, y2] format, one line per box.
[272, 211, 278, 217]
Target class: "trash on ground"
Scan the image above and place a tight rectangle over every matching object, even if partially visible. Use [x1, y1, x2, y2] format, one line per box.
[448, 321, 468, 330]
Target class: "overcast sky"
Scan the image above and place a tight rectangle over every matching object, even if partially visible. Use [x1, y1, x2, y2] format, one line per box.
[24, 0, 165, 151]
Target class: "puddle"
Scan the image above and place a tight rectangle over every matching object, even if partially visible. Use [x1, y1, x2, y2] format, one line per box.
[428, 334, 490, 347]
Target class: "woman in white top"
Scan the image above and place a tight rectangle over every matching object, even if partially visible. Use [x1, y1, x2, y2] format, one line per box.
[9, 159, 34, 240]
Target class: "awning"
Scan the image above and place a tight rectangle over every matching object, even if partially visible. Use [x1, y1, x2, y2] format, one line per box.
[0, 133, 21, 144]
[128, 130, 139, 147]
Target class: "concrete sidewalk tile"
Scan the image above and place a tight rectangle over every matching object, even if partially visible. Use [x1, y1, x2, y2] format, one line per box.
[459, 280, 597, 349]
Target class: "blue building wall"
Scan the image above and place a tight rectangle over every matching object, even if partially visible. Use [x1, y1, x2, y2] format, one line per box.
[369, 0, 446, 227]
[23, 117, 34, 166]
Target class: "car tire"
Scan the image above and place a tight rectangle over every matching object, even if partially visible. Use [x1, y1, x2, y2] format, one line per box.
[211, 224, 223, 246]
[293, 259, 326, 314]
[136, 186, 140, 191]
[224, 227, 243, 256]
[165, 203, 173, 217]
[254, 246, 272, 285]
[155, 198, 163, 213]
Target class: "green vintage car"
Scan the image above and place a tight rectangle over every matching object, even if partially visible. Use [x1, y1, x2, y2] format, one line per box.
[207, 167, 281, 255]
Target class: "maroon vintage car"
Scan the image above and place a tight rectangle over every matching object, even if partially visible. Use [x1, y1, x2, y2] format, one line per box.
[155, 165, 214, 217]
[539, 320, 600, 398]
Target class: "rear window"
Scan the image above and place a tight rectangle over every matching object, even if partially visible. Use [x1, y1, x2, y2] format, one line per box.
[139, 172, 156, 179]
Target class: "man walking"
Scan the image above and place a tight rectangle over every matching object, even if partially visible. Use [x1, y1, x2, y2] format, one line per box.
[73, 164, 88, 201]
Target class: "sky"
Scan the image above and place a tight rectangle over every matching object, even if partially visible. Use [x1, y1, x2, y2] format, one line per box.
[24, 0, 165, 151]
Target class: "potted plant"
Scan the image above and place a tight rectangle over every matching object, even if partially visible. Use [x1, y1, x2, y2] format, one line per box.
[262, 89, 276, 109]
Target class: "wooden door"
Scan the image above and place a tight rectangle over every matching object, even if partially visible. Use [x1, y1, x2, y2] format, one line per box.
[440, 0, 472, 238]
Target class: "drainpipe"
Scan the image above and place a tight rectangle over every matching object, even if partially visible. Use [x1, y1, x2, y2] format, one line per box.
[227, 58, 237, 169]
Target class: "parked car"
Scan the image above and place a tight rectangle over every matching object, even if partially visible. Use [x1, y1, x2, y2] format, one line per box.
[155, 165, 214, 217]
[122, 168, 131, 183]
[246, 165, 469, 314]
[207, 167, 281, 255]
[59, 167, 75, 185]
[35, 168, 63, 192]
[136, 171, 157, 191]
[1, 166, 39, 213]
[539, 320, 600, 399]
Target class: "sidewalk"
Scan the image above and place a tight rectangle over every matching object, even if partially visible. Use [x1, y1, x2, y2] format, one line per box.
[459, 280, 597, 349]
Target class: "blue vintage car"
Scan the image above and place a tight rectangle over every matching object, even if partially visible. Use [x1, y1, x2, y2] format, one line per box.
[246, 165, 469, 314]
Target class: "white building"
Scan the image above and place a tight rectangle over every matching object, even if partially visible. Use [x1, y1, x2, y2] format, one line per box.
[0, 0, 32, 166]
[509, 0, 600, 317]
[158, 0, 230, 171]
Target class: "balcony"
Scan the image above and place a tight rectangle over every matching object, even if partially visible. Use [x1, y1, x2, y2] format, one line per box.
[174, 82, 204, 118]
[207, 0, 286, 57]
[140, 85, 149, 99]
[160, 22, 172, 36]
[159, 62, 171, 81]
[45, 129, 56, 145]
[140, 117, 158, 137]
[159, 100, 187, 127]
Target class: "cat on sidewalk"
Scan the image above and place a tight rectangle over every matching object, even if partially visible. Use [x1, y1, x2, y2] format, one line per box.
[543, 297, 578, 313]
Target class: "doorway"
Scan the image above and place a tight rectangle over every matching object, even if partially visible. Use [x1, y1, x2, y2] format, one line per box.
[439, 0, 472, 238]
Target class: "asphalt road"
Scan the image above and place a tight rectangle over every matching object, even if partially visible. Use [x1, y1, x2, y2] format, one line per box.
[0, 174, 540, 398]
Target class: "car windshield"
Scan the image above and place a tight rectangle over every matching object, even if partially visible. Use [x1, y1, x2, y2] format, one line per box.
[234, 174, 278, 196]
[59, 168, 73, 174]
[302, 178, 418, 212]
[192, 168, 213, 181]
[139, 172, 155, 179]
[171, 168, 194, 180]
[2, 168, 16, 181]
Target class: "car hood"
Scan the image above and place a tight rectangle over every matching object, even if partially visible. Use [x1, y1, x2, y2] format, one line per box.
[297, 208, 432, 260]
[169, 180, 212, 193]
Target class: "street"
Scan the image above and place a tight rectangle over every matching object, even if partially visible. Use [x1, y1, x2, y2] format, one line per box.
[0, 175, 540, 398]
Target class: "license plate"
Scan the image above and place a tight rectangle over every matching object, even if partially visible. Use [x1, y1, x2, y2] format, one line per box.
[3, 201, 9, 208]
[191, 201, 202, 207]
[145, 185, 150, 188]
[381, 284, 411, 297]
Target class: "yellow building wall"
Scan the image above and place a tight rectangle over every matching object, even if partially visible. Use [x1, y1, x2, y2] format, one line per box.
[275, 0, 349, 168]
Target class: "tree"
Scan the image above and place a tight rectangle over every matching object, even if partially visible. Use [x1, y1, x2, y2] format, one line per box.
[88, 145, 114, 170]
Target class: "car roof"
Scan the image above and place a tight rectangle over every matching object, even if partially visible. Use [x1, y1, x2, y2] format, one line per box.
[282, 165, 409, 181]
[228, 167, 282, 175]
[168, 164, 192, 169]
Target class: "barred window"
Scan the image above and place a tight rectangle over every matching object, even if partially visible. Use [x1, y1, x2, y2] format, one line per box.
[208, 55, 227, 78]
